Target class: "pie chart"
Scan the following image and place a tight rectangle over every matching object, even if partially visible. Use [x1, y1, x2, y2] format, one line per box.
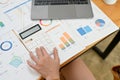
[40, 19, 52, 26]
[95, 19, 105, 27]
[0, 41, 12, 51]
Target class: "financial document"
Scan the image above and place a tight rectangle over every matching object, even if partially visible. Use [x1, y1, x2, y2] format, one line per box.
[17, 19, 85, 64]
[0, 0, 119, 80]
[0, 13, 13, 34]
[0, 0, 37, 32]
[61, 2, 119, 46]
[0, 31, 40, 80]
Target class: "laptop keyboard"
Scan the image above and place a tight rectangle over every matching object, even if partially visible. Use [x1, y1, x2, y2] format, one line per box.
[34, 0, 88, 5]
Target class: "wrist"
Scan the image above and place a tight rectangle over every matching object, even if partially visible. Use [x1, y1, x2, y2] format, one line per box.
[46, 75, 60, 80]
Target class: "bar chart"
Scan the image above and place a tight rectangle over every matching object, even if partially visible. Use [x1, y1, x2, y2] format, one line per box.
[77, 25, 92, 36]
[59, 32, 75, 50]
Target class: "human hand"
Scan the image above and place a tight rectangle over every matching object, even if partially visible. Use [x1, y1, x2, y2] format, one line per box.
[27, 47, 60, 80]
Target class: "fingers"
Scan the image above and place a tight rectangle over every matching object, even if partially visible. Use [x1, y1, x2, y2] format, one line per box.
[36, 47, 49, 59]
[40, 47, 49, 56]
[36, 48, 42, 58]
[29, 52, 39, 64]
[27, 60, 38, 70]
[53, 48, 60, 63]
[29, 47, 59, 64]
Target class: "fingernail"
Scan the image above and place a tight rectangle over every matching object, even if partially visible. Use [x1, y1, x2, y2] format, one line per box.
[36, 47, 39, 50]
[27, 60, 29, 62]
[29, 51, 32, 53]
[40, 46, 43, 48]
[54, 47, 57, 50]
[27, 60, 30, 64]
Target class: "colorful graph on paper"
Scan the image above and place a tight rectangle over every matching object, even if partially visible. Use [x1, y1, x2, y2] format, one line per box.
[77, 25, 92, 36]
[40, 20, 52, 27]
[0, 21, 5, 28]
[59, 32, 75, 50]
[0, 31, 40, 80]
[95, 19, 105, 27]
[9, 56, 23, 68]
[0, 1, 119, 80]
[44, 22, 85, 55]
[0, 41, 12, 51]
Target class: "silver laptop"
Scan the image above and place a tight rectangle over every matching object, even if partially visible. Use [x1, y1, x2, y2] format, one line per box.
[31, 0, 93, 19]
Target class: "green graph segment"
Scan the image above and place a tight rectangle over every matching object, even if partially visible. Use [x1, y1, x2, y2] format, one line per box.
[68, 38, 75, 44]
[0, 22, 5, 28]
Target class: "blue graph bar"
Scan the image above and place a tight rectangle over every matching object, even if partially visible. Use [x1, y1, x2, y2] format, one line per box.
[77, 27, 86, 36]
[77, 26, 92, 36]
[84, 26, 92, 33]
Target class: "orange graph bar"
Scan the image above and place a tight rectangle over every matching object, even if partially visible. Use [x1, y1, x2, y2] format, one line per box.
[63, 32, 75, 44]
[63, 32, 71, 39]
[59, 44, 65, 50]
[60, 36, 70, 47]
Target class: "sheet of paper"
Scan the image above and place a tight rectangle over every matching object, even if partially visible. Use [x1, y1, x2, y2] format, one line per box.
[0, 1, 119, 80]
[61, 1, 119, 46]
[0, 0, 39, 32]
[0, 0, 85, 64]
[0, 31, 40, 80]
[42, 21, 85, 64]
[0, 13, 13, 34]
[16, 19, 85, 64]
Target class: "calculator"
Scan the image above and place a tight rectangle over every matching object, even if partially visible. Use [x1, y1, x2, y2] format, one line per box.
[19, 24, 56, 55]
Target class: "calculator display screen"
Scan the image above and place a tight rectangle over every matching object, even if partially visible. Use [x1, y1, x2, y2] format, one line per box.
[19, 24, 41, 39]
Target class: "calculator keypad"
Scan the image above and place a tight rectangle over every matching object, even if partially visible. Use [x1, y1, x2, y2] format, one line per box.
[24, 32, 56, 55]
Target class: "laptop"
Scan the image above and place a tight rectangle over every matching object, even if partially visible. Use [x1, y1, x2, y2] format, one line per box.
[31, 0, 93, 19]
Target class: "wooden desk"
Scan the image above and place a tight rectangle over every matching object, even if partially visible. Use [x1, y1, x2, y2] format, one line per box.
[61, 0, 120, 67]
[92, 0, 120, 59]
[93, 0, 120, 27]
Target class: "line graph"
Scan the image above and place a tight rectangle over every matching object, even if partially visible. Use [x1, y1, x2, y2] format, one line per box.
[2, 0, 35, 32]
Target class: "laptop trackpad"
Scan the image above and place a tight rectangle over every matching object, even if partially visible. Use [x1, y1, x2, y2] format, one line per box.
[48, 5, 76, 19]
